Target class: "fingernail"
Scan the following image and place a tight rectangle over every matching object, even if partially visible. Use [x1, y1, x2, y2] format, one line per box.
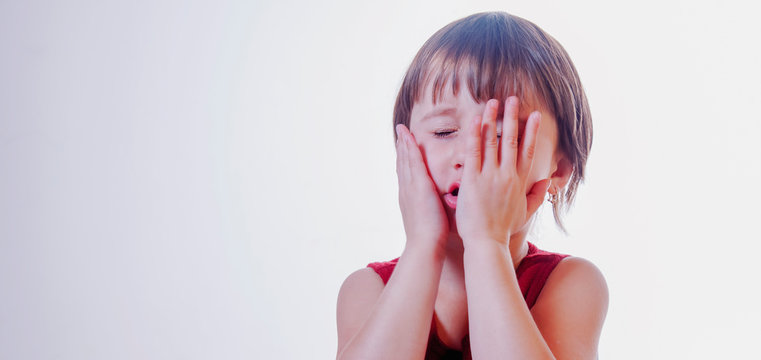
[396, 124, 401, 138]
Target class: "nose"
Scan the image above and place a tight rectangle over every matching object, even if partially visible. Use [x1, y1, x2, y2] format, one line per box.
[452, 134, 467, 170]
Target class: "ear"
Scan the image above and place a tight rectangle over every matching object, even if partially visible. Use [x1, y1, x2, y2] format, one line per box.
[548, 154, 573, 195]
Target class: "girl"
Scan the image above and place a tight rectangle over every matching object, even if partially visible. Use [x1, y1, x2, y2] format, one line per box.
[336, 12, 608, 360]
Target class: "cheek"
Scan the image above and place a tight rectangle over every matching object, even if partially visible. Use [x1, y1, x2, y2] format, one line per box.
[415, 140, 431, 164]
[418, 143, 441, 166]
[416, 141, 448, 183]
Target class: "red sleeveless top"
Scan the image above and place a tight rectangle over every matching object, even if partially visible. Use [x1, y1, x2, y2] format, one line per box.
[366, 242, 569, 360]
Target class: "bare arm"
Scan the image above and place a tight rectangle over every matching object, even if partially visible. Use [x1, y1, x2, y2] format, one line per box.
[464, 243, 608, 359]
[530, 257, 608, 359]
[456, 97, 608, 358]
[336, 125, 450, 359]
[464, 241, 553, 359]
[336, 247, 444, 360]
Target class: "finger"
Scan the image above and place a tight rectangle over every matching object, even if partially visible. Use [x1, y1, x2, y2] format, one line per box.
[482, 99, 500, 168]
[464, 114, 482, 177]
[526, 178, 552, 216]
[404, 130, 428, 177]
[517, 110, 542, 177]
[398, 124, 434, 189]
[395, 124, 411, 184]
[500, 96, 520, 171]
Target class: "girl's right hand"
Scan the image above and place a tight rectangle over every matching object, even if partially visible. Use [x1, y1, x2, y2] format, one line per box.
[395, 124, 449, 256]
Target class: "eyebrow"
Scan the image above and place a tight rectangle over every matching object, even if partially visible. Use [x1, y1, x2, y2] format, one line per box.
[421, 107, 457, 122]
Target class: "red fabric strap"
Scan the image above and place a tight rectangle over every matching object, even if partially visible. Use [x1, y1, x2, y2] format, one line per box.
[365, 242, 569, 358]
[366, 242, 569, 308]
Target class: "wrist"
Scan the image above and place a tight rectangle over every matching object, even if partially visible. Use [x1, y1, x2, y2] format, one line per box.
[463, 237, 508, 251]
[463, 239, 514, 266]
[403, 238, 446, 263]
[461, 231, 511, 250]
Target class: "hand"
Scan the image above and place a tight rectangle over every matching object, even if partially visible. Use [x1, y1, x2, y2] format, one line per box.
[455, 97, 551, 247]
[395, 124, 449, 255]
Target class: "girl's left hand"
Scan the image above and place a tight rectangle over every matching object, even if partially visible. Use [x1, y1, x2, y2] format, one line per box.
[455, 96, 552, 247]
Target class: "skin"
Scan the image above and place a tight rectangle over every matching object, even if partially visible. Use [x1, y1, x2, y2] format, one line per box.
[336, 79, 608, 359]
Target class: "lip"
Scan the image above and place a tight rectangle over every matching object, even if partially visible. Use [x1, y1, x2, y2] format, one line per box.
[444, 193, 457, 209]
[444, 182, 460, 209]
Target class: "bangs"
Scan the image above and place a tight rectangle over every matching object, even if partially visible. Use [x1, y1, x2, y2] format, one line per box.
[417, 53, 548, 113]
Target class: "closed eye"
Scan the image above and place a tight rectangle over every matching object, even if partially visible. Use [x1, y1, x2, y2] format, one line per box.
[434, 129, 456, 138]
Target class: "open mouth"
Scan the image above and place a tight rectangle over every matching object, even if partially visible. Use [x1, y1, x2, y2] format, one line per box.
[448, 182, 460, 196]
[444, 183, 460, 209]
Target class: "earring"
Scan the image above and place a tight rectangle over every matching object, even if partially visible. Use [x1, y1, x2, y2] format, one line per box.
[547, 192, 558, 205]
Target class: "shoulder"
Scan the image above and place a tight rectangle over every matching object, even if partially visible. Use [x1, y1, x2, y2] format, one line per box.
[338, 267, 386, 300]
[338, 257, 399, 313]
[336, 268, 386, 350]
[531, 256, 609, 358]
[337, 268, 386, 311]
[543, 256, 608, 301]
[535, 256, 608, 316]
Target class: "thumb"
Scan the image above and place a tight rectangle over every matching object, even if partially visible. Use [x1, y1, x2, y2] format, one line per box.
[526, 178, 552, 216]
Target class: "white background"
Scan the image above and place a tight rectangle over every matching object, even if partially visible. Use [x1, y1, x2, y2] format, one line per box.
[2, 0, 760, 359]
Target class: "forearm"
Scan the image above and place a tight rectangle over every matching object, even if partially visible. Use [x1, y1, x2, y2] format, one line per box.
[463, 240, 554, 360]
[338, 244, 444, 360]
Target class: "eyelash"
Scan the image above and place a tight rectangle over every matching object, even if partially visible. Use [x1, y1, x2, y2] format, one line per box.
[434, 129, 457, 138]
[434, 129, 505, 138]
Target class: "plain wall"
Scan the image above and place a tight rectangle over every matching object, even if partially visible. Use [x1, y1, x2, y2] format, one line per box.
[2, 0, 760, 358]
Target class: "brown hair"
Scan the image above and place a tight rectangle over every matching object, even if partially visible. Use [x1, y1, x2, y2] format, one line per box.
[392, 12, 592, 233]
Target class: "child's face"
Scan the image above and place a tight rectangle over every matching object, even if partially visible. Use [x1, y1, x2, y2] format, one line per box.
[408, 81, 562, 232]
